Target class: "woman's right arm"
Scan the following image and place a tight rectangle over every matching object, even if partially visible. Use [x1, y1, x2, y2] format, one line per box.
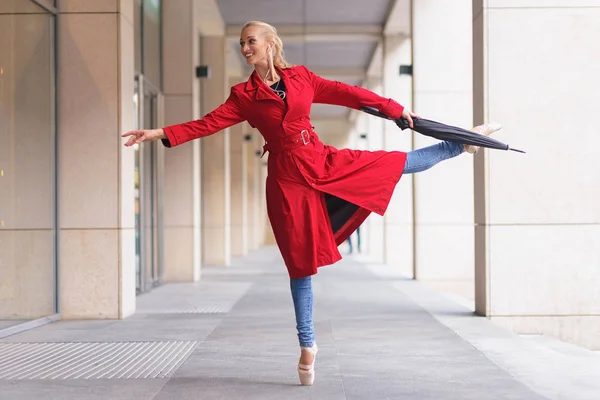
[122, 87, 245, 147]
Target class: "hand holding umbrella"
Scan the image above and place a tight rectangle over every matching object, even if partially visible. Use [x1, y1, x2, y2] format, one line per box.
[361, 106, 525, 154]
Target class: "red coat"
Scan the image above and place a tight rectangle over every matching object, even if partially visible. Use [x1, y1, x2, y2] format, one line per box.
[162, 66, 407, 279]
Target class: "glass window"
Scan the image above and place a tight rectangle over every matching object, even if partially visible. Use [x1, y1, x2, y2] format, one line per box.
[142, 0, 162, 89]
[134, 0, 143, 75]
[133, 0, 164, 294]
[0, 5, 57, 325]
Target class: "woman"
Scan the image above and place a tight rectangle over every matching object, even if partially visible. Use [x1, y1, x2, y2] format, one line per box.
[122, 21, 500, 386]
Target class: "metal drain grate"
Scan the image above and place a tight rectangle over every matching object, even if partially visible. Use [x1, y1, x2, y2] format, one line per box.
[140, 302, 237, 314]
[0, 341, 197, 380]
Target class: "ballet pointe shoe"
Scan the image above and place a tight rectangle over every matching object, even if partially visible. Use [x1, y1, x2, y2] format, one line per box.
[298, 343, 318, 386]
[465, 123, 503, 154]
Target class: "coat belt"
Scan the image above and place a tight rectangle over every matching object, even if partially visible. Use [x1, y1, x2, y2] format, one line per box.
[261, 129, 315, 157]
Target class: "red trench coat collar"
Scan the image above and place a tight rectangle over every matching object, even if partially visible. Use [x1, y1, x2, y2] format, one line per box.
[244, 66, 298, 92]
[244, 66, 305, 126]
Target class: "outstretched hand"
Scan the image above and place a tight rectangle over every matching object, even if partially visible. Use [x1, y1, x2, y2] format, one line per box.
[401, 109, 421, 129]
[121, 129, 165, 147]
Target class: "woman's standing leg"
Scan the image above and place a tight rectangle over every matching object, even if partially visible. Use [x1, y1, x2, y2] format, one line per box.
[290, 276, 318, 385]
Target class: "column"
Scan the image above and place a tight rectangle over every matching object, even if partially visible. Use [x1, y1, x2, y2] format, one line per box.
[258, 151, 272, 246]
[229, 95, 247, 257]
[411, 0, 475, 297]
[201, 36, 231, 265]
[57, 0, 136, 318]
[473, 0, 600, 349]
[364, 78, 386, 262]
[243, 124, 260, 251]
[0, 2, 57, 319]
[161, 0, 202, 282]
[249, 129, 263, 250]
[347, 117, 371, 255]
[382, 34, 415, 278]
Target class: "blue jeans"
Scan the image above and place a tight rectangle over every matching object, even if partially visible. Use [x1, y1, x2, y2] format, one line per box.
[290, 277, 314, 348]
[289, 140, 464, 347]
[403, 140, 464, 174]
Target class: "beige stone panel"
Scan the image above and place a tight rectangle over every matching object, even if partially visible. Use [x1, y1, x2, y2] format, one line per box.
[119, 146, 135, 230]
[254, 131, 264, 249]
[240, 125, 252, 252]
[230, 124, 245, 257]
[489, 225, 600, 316]
[201, 36, 230, 265]
[60, 230, 119, 319]
[194, 0, 225, 36]
[383, 225, 414, 278]
[259, 163, 270, 246]
[119, 227, 136, 317]
[120, 13, 135, 231]
[422, 280, 474, 303]
[59, 0, 118, 13]
[382, 126, 413, 226]
[412, 1, 474, 237]
[163, 96, 195, 229]
[193, 142, 202, 278]
[0, 0, 45, 13]
[246, 176, 257, 251]
[365, 108, 385, 262]
[0, 13, 54, 230]
[488, 0, 600, 8]
[230, 226, 244, 258]
[162, 0, 193, 95]
[382, 35, 413, 271]
[492, 316, 600, 350]
[474, 224, 488, 316]
[246, 131, 261, 250]
[414, 225, 474, 281]
[163, 226, 197, 282]
[412, 92, 473, 130]
[412, 2, 473, 94]
[486, 7, 600, 225]
[263, 226, 276, 246]
[366, 213, 385, 262]
[0, 230, 54, 318]
[59, 14, 119, 229]
[414, 149, 474, 225]
[118, 0, 135, 27]
[163, 142, 194, 228]
[203, 227, 228, 265]
[164, 94, 193, 126]
[382, 169, 412, 220]
[202, 131, 229, 228]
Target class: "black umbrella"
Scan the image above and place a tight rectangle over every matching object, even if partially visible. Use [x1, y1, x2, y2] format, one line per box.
[361, 106, 525, 153]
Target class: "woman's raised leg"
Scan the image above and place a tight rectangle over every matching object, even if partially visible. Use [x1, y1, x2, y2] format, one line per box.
[403, 123, 502, 174]
[403, 141, 464, 174]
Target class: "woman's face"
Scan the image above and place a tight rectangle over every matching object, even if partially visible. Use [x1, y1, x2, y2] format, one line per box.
[240, 26, 271, 66]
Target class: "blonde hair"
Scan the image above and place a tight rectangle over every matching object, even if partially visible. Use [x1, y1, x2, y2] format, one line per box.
[242, 21, 292, 69]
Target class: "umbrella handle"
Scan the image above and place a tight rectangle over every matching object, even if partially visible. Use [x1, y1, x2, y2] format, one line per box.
[360, 106, 393, 120]
[360, 106, 412, 130]
[395, 118, 411, 130]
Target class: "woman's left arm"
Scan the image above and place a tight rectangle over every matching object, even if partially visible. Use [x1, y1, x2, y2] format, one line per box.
[303, 66, 405, 120]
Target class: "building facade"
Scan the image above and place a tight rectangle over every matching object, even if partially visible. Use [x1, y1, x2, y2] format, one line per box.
[1, 0, 599, 349]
